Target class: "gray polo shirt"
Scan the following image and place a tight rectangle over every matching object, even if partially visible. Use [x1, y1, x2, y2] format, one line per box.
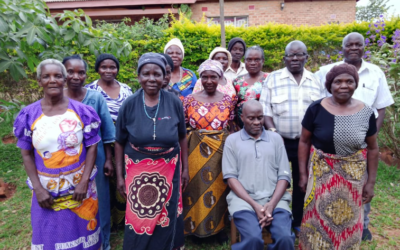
[222, 129, 292, 215]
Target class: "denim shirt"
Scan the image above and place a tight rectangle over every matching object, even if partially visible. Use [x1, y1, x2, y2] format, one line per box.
[83, 89, 115, 168]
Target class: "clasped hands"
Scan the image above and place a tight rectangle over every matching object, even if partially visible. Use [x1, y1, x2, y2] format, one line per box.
[35, 179, 89, 209]
[254, 202, 274, 228]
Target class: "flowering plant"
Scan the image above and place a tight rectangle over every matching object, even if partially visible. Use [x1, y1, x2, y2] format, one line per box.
[366, 16, 400, 158]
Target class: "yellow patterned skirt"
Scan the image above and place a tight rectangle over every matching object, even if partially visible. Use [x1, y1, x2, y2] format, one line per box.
[299, 146, 367, 250]
[182, 129, 229, 237]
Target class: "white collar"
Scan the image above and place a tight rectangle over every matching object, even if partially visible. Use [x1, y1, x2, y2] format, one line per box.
[225, 61, 245, 73]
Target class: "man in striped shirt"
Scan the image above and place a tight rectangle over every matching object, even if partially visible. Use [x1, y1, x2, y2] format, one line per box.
[259, 40, 325, 236]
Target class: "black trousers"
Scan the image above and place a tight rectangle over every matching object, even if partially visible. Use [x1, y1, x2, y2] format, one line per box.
[283, 138, 305, 228]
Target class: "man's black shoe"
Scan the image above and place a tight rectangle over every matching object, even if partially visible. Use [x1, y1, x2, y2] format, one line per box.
[362, 228, 372, 241]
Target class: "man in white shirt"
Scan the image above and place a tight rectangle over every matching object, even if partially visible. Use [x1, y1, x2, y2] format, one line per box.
[259, 40, 324, 237]
[315, 32, 394, 241]
[225, 37, 248, 80]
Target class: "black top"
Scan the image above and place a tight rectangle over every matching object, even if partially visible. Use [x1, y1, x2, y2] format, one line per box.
[116, 88, 186, 148]
[302, 99, 377, 156]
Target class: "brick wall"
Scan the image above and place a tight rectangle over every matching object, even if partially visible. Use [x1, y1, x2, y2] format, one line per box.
[191, 0, 356, 26]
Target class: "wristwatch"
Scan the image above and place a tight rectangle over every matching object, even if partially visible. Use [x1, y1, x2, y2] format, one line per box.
[268, 128, 277, 132]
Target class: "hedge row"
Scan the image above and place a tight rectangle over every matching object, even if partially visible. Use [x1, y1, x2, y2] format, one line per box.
[2, 9, 399, 98]
[83, 17, 400, 90]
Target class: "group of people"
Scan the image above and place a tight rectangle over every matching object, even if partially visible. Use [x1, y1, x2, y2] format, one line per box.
[14, 32, 393, 250]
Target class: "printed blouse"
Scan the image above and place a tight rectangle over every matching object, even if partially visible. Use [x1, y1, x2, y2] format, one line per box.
[85, 79, 133, 122]
[183, 94, 237, 130]
[14, 99, 101, 197]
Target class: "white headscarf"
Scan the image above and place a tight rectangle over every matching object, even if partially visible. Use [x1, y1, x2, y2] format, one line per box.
[164, 38, 185, 58]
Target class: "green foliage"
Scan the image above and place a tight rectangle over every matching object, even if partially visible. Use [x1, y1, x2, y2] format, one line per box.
[0, 99, 25, 124]
[356, 0, 392, 22]
[1, 2, 399, 103]
[365, 21, 400, 158]
[94, 16, 169, 41]
[178, 4, 193, 20]
[0, 0, 132, 88]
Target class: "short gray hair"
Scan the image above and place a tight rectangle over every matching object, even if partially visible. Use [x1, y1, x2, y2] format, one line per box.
[342, 32, 365, 48]
[36, 59, 67, 80]
[285, 40, 307, 55]
[244, 45, 265, 60]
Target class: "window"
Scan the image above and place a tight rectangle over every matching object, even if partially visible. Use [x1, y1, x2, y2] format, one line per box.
[207, 16, 248, 27]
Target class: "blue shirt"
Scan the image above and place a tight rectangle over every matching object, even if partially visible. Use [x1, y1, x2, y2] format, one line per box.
[83, 89, 115, 168]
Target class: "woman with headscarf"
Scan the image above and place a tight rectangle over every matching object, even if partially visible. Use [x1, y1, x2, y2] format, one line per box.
[159, 52, 185, 249]
[225, 37, 248, 80]
[85, 53, 133, 228]
[192, 47, 236, 98]
[182, 59, 237, 244]
[164, 38, 197, 97]
[14, 59, 102, 249]
[233, 45, 269, 128]
[114, 53, 189, 250]
[63, 54, 115, 250]
[298, 64, 378, 249]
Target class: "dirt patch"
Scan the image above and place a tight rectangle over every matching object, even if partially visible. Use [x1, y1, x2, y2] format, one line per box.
[0, 180, 17, 202]
[1, 134, 16, 144]
[386, 229, 400, 238]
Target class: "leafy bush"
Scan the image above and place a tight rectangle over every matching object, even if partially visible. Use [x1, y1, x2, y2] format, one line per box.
[0, 0, 132, 101]
[0, 99, 25, 124]
[364, 17, 400, 158]
[1, 1, 399, 103]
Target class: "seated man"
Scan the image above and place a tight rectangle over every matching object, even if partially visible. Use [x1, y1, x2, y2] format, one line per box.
[222, 100, 295, 250]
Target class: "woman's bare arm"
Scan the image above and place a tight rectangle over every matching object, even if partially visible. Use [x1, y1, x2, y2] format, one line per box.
[73, 143, 98, 201]
[21, 149, 54, 209]
[363, 134, 379, 204]
[298, 127, 313, 192]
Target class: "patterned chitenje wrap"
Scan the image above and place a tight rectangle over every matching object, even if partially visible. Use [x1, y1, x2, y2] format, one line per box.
[299, 146, 367, 250]
[183, 129, 230, 237]
[125, 151, 179, 235]
[122, 144, 182, 250]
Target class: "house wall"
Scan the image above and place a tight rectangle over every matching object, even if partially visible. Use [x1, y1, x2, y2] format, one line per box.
[191, 0, 356, 26]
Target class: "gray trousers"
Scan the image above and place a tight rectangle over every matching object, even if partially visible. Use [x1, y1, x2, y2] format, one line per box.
[364, 203, 371, 229]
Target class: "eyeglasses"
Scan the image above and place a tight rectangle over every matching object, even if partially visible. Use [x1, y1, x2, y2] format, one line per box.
[285, 53, 307, 59]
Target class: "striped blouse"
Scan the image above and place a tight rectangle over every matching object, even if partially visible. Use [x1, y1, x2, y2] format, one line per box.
[85, 79, 133, 123]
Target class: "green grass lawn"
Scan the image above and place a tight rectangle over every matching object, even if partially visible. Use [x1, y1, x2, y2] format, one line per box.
[1, 121, 399, 249]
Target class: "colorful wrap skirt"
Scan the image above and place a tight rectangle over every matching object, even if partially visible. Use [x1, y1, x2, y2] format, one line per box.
[123, 144, 182, 250]
[31, 180, 101, 250]
[183, 129, 229, 237]
[299, 146, 368, 250]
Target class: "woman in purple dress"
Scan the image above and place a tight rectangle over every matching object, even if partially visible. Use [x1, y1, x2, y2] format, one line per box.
[14, 59, 102, 250]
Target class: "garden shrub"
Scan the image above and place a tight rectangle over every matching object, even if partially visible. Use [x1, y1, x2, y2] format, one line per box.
[0, 1, 399, 102]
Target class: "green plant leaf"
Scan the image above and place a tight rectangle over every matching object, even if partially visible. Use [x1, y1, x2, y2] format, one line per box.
[16, 22, 33, 36]
[72, 22, 80, 33]
[64, 29, 75, 41]
[77, 32, 85, 44]
[85, 15, 92, 27]
[0, 60, 12, 72]
[83, 39, 92, 46]
[9, 63, 26, 81]
[15, 49, 28, 60]
[0, 16, 8, 32]
[18, 12, 27, 22]
[36, 27, 52, 44]
[26, 27, 36, 45]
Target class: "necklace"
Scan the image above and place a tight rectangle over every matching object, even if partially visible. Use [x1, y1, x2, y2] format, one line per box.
[143, 91, 161, 140]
